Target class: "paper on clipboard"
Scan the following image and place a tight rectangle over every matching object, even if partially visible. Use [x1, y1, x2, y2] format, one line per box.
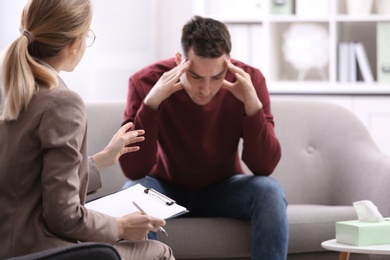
[86, 184, 188, 219]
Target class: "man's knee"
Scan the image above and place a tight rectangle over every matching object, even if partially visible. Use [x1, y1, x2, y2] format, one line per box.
[251, 176, 287, 206]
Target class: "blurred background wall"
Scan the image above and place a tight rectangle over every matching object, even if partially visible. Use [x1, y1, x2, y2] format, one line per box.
[0, 0, 194, 100]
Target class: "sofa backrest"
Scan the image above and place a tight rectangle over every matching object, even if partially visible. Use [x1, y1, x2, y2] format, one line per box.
[85, 100, 128, 201]
[270, 100, 389, 208]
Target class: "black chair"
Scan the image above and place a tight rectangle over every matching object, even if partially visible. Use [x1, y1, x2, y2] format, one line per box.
[7, 242, 121, 260]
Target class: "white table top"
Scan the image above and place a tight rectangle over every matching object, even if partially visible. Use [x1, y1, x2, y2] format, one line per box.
[322, 239, 390, 255]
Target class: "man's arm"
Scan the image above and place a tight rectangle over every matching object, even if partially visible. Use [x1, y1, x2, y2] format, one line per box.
[119, 61, 191, 179]
[241, 90, 282, 175]
[229, 65, 281, 175]
[119, 77, 160, 179]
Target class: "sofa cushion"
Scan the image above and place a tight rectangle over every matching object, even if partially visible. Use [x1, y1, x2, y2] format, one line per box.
[158, 205, 357, 259]
[288, 205, 357, 254]
[159, 218, 251, 259]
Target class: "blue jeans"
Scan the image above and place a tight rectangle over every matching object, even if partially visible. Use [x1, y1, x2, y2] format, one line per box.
[123, 175, 288, 260]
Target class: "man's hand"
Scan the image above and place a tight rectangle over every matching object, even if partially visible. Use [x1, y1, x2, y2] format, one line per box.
[223, 59, 262, 116]
[144, 60, 191, 110]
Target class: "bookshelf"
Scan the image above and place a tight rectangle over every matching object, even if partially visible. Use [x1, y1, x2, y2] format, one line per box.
[192, 0, 390, 95]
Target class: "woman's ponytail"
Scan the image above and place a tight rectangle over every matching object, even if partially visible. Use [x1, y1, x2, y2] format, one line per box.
[1, 32, 57, 121]
[1, 0, 92, 121]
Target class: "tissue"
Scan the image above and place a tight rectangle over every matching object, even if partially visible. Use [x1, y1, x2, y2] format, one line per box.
[336, 200, 389, 246]
[353, 200, 384, 222]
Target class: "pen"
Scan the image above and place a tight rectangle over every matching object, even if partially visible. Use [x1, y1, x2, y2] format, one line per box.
[132, 201, 168, 236]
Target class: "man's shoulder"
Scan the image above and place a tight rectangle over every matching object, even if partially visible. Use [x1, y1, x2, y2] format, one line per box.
[231, 59, 262, 73]
[229, 59, 265, 81]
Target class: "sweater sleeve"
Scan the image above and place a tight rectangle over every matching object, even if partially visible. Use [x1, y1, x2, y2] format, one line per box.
[241, 71, 281, 176]
[119, 75, 160, 180]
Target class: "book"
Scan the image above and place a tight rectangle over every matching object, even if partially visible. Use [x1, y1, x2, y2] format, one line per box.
[354, 42, 374, 83]
[338, 42, 350, 82]
[249, 24, 264, 70]
[228, 24, 250, 65]
[348, 42, 357, 82]
[86, 183, 188, 219]
[338, 42, 357, 82]
[377, 22, 390, 82]
[228, 23, 264, 70]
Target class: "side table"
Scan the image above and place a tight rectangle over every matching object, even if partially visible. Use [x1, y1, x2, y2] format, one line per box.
[321, 239, 390, 260]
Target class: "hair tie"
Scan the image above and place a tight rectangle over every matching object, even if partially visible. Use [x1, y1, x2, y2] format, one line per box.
[22, 30, 35, 44]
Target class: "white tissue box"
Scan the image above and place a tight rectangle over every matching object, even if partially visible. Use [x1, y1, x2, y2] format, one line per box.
[336, 218, 390, 246]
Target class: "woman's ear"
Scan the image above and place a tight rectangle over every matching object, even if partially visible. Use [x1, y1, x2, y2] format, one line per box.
[68, 38, 81, 55]
[175, 52, 182, 65]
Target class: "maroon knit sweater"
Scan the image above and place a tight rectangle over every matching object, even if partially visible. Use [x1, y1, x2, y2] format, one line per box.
[119, 58, 281, 190]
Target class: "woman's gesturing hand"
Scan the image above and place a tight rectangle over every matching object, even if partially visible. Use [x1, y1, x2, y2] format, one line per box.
[93, 122, 145, 170]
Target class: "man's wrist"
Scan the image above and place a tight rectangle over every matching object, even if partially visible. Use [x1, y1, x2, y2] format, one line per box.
[244, 98, 263, 117]
[144, 98, 160, 110]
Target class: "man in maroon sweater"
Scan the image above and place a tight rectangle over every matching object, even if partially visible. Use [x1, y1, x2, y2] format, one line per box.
[119, 16, 288, 259]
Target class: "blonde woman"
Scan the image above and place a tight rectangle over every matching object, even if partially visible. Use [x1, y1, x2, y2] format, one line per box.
[0, 0, 174, 259]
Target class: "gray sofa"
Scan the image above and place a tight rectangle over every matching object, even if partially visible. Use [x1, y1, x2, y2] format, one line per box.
[86, 99, 390, 260]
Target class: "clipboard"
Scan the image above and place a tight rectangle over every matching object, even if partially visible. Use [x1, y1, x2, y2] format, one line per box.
[85, 184, 188, 219]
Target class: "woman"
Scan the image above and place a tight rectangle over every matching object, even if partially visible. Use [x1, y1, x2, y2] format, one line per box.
[0, 0, 174, 259]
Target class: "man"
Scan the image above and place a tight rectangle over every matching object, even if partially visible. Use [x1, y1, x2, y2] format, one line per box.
[119, 16, 288, 259]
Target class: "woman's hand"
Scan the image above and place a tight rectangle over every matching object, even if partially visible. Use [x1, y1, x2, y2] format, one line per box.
[116, 212, 166, 241]
[92, 122, 145, 170]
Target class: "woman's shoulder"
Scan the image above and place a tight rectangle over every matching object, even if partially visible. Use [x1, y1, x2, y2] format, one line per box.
[27, 85, 86, 124]
[37, 85, 84, 110]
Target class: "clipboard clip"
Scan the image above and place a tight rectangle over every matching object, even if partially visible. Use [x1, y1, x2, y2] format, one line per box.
[144, 188, 175, 206]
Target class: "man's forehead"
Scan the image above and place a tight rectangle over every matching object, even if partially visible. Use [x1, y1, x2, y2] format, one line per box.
[188, 67, 226, 78]
[188, 55, 227, 77]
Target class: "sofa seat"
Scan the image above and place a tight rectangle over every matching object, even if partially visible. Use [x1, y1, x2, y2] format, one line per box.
[156, 205, 357, 259]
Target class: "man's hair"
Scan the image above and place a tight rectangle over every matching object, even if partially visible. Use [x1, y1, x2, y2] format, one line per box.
[181, 16, 231, 58]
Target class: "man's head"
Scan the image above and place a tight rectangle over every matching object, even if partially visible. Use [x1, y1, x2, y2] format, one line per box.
[181, 16, 231, 59]
[176, 16, 232, 106]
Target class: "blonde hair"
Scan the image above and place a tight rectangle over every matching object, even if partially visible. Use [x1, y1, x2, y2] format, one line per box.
[0, 0, 92, 121]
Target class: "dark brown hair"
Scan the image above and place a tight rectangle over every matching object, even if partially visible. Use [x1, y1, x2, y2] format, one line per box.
[181, 16, 231, 58]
